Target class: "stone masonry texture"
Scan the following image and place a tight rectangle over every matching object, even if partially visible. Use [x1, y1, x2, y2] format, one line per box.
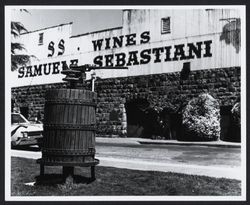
[11, 67, 241, 137]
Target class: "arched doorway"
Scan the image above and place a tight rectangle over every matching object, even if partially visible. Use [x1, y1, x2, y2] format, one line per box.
[125, 98, 150, 138]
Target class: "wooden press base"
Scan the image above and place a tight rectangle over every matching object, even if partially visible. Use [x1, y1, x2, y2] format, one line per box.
[36, 158, 99, 183]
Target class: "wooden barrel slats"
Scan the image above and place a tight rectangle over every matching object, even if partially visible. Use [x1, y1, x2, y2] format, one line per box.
[42, 89, 97, 164]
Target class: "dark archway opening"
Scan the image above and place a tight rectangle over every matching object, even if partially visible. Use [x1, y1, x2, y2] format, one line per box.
[220, 105, 241, 142]
[125, 98, 182, 139]
[125, 98, 150, 138]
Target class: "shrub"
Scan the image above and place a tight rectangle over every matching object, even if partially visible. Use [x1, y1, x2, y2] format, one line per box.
[181, 93, 220, 141]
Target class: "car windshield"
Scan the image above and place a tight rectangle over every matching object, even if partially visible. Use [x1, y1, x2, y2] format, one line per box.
[11, 114, 28, 124]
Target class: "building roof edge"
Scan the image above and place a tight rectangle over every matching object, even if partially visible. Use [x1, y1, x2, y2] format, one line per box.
[21, 22, 73, 35]
[70, 26, 123, 38]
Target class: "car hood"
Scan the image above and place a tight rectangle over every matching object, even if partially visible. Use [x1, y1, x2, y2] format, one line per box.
[12, 123, 43, 132]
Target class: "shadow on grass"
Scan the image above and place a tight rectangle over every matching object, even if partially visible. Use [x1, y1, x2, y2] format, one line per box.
[35, 174, 95, 186]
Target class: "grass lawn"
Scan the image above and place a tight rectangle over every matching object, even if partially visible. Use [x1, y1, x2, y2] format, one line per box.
[11, 157, 241, 196]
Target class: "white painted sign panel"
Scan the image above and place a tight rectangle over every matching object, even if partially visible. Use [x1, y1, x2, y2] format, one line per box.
[11, 9, 241, 87]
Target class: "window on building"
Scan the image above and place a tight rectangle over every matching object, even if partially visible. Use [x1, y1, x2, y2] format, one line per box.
[161, 17, 171, 34]
[38, 33, 44, 45]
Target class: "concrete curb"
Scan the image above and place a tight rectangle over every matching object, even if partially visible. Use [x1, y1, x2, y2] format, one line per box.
[96, 137, 241, 148]
[97, 157, 242, 180]
[138, 140, 241, 148]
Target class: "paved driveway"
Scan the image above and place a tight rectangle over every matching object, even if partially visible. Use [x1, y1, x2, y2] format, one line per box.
[96, 143, 241, 167]
[10, 138, 243, 180]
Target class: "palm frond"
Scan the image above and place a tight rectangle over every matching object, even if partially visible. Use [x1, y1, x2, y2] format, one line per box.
[11, 17, 35, 71]
[11, 22, 28, 37]
[11, 42, 26, 54]
[11, 54, 31, 71]
[20, 9, 30, 14]
[11, 29, 19, 38]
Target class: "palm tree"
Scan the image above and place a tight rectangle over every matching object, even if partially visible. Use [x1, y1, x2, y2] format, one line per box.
[11, 11, 32, 71]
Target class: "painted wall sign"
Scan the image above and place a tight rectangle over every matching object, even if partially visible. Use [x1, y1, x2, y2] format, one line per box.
[12, 9, 241, 87]
[18, 59, 78, 78]
[48, 39, 65, 57]
[92, 31, 212, 67]
[92, 31, 150, 51]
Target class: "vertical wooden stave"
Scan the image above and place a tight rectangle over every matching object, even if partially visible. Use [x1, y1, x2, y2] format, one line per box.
[57, 89, 65, 151]
[73, 90, 79, 155]
[43, 90, 51, 156]
[85, 91, 89, 153]
[82, 90, 86, 152]
[79, 90, 84, 152]
[68, 89, 74, 151]
[89, 92, 94, 151]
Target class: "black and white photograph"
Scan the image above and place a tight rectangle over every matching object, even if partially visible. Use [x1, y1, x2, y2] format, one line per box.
[5, 5, 246, 201]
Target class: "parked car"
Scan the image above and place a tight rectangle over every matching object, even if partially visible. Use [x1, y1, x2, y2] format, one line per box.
[11, 113, 43, 148]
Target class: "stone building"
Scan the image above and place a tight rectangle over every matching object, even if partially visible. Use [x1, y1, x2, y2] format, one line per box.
[11, 9, 242, 140]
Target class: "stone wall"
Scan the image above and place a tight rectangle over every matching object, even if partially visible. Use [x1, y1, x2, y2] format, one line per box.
[11, 67, 241, 137]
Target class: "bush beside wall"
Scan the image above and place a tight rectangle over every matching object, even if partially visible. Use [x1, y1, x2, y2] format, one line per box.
[181, 93, 221, 141]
